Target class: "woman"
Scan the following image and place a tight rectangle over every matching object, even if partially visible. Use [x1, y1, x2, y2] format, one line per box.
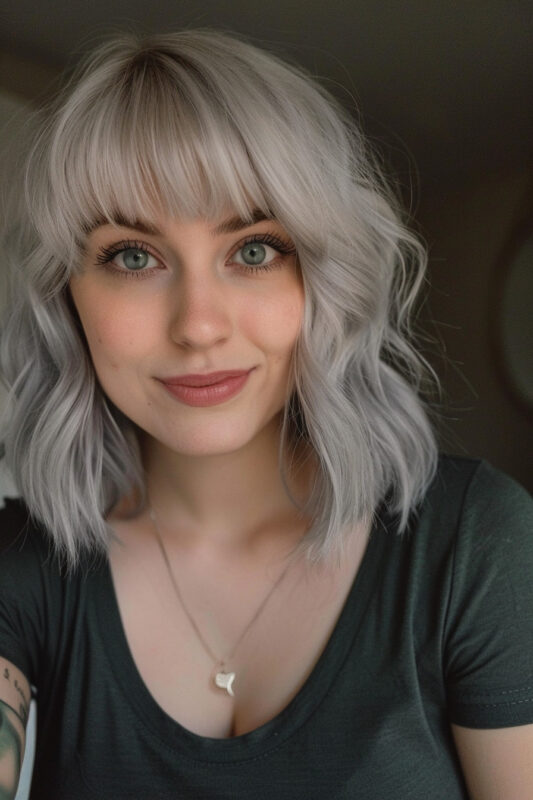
[0, 28, 532, 800]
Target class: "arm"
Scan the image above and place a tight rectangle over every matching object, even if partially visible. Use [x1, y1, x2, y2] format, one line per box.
[452, 722, 533, 800]
[442, 463, 533, 797]
[0, 657, 30, 800]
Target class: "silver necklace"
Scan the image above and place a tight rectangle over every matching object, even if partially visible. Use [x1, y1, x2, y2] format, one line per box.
[149, 507, 295, 697]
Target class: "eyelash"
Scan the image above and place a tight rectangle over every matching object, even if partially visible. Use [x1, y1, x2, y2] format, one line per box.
[93, 233, 297, 280]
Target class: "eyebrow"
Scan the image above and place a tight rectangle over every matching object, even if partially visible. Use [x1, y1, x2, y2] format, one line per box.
[212, 208, 271, 235]
[87, 208, 271, 237]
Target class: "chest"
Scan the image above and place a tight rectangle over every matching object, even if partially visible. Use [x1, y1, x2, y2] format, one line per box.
[107, 528, 369, 739]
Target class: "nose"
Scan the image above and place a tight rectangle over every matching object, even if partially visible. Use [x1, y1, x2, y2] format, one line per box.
[168, 270, 233, 350]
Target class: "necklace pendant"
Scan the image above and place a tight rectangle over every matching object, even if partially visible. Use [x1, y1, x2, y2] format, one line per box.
[214, 669, 236, 697]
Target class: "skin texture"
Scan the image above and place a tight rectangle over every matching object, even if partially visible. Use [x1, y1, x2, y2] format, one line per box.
[0, 704, 21, 799]
[70, 212, 311, 553]
[451, 723, 533, 800]
[0, 659, 29, 800]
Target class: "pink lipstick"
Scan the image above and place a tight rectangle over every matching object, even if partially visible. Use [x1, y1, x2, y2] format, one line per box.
[159, 369, 254, 407]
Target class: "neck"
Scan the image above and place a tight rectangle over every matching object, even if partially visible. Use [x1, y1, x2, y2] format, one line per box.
[138, 416, 315, 556]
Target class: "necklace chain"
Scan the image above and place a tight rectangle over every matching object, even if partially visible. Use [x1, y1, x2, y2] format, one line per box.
[149, 507, 295, 679]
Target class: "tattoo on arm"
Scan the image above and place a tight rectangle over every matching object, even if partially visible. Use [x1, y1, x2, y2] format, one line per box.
[0, 666, 29, 799]
[0, 701, 23, 799]
[1, 669, 28, 727]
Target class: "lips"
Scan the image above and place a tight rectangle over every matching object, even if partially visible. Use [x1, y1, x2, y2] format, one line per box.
[161, 369, 253, 387]
[159, 369, 254, 407]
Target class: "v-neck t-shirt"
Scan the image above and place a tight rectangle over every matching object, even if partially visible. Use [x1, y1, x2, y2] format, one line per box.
[1, 454, 533, 799]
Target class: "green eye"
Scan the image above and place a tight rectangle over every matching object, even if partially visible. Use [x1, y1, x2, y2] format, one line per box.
[121, 249, 151, 270]
[240, 242, 267, 266]
[94, 239, 161, 278]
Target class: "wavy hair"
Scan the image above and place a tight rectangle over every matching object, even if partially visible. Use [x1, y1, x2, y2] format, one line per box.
[0, 28, 440, 574]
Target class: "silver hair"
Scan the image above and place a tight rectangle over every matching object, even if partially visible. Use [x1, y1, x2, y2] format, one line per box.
[0, 28, 440, 574]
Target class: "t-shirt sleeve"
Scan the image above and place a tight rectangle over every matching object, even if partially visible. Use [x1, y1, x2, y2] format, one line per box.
[444, 461, 533, 728]
[0, 497, 48, 686]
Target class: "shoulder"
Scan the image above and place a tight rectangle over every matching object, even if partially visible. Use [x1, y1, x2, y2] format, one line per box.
[440, 452, 530, 498]
[423, 454, 533, 595]
[429, 452, 530, 499]
[429, 458, 533, 726]
[391, 454, 533, 599]
[419, 453, 532, 538]
[436, 454, 533, 591]
[0, 495, 108, 585]
[0, 495, 49, 552]
[0, 495, 33, 544]
[0, 496, 59, 582]
[0, 498, 54, 682]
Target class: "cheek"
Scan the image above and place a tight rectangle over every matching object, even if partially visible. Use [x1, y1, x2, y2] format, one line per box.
[73, 291, 154, 370]
[241, 282, 304, 355]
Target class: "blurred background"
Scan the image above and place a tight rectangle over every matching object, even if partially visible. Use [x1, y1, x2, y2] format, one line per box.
[0, 2, 531, 486]
[0, 3, 532, 796]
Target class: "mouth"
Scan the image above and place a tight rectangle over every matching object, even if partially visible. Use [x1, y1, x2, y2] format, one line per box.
[158, 369, 255, 407]
[160, 369, 253, 387]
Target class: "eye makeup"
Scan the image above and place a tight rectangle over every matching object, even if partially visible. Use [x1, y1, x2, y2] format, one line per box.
[92, 231, 297, 280]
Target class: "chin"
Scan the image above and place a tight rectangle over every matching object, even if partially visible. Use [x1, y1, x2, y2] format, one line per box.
[148, 426, 260, 458]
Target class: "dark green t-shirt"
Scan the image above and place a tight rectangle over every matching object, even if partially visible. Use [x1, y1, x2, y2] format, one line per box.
[1, 454, 533, 799]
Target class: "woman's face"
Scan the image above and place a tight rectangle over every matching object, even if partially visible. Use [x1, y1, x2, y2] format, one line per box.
[69, 210, 304, 457]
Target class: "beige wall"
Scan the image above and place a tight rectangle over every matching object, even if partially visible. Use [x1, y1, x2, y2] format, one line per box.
[418, 169, 532, 492]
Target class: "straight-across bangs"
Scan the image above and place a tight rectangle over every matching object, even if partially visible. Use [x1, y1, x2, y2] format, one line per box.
[31, 33, 341, 277]
[42, 55, 267, 264]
